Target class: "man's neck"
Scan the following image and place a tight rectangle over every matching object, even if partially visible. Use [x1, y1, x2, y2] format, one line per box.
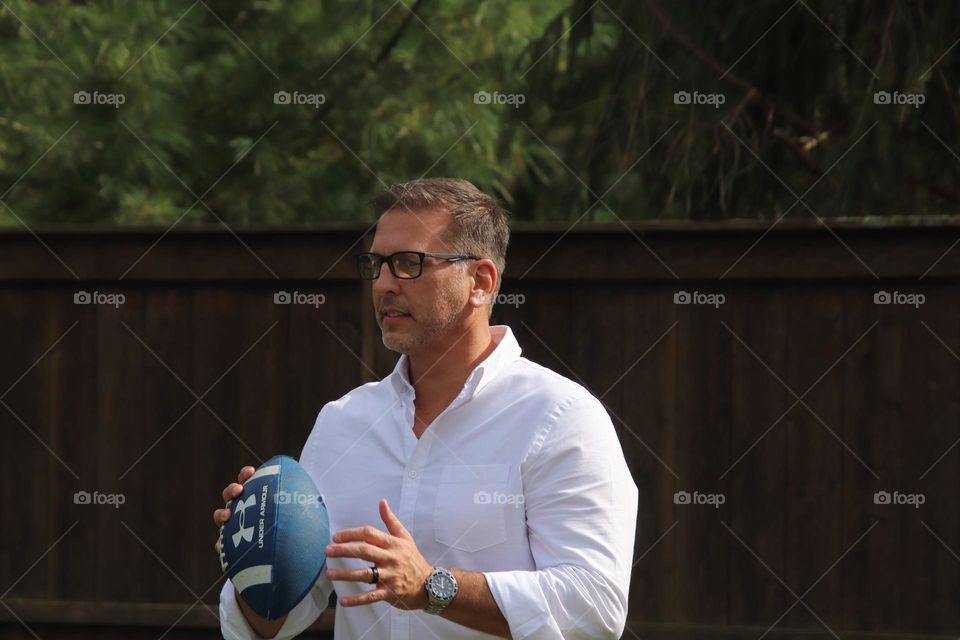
[407, 324, 497, 407]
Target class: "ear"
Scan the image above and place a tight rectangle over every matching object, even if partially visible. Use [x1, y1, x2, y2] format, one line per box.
[469, 259, 497, 309]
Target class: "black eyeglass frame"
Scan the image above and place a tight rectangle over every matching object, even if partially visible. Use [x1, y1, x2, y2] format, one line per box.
[356, 251, 481, 280]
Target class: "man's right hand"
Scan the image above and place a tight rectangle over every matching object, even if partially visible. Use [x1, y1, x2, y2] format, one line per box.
[214, 465, 288, 639]
[213, 465, 256, 556]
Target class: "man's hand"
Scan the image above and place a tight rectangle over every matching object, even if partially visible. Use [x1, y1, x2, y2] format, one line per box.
[213, 465, 256, 558]
[324, 498, 434, 610]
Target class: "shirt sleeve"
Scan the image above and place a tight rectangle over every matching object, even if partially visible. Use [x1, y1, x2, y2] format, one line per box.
[219, 568, 334, 639]
[483, 395, 639, 639]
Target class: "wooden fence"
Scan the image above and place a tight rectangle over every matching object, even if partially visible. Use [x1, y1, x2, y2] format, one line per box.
[1, 219, 958, 638]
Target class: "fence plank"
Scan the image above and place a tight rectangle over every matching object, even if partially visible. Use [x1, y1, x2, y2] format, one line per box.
[899, 284, 960, 634]
[726, 286, 788, 627]
[621, 285, 681, 624]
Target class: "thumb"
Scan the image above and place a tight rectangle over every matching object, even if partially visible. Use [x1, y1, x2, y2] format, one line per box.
[379, 499, 411, 540]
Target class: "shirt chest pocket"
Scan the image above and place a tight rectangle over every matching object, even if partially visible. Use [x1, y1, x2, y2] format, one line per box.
[433, 464, 511, 553]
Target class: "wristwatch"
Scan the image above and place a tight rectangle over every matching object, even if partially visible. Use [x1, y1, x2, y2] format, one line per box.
[424, 567, 458, 615]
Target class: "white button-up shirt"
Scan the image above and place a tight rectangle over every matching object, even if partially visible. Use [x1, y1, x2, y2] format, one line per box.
[220, 325, 639, 639]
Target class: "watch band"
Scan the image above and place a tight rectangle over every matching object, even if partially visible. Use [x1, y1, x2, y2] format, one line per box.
[424, 600, 448, 615]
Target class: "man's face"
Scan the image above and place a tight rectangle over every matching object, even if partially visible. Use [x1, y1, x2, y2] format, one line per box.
[369, 207, 471, 354]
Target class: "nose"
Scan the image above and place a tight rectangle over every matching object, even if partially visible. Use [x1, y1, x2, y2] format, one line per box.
[371, 261, 401, 298]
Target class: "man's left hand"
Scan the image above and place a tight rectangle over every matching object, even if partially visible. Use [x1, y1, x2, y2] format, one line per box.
[325, 498, 434, 610]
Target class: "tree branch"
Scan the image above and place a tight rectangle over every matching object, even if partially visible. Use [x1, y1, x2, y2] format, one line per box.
[374, 0, 426, 67]
[645, 0, 820, 136]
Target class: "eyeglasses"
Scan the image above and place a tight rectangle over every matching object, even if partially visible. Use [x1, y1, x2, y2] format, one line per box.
[356, 251, 480, 280]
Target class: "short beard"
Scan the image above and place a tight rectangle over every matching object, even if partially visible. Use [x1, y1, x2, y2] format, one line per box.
[381, 277, 465, 355]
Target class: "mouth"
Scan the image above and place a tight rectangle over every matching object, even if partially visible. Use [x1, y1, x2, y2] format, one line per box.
[380, 308, 412, 322]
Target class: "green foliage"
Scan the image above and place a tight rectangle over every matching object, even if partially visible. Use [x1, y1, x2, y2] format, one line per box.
[0, 0, 958, 225]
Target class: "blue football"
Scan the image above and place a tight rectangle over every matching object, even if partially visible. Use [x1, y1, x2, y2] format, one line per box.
[219, 455, 330, 620]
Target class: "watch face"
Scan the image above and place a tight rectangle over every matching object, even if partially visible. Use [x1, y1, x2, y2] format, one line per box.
[429, 570, 457, 600]
[436, 574, 455, 597]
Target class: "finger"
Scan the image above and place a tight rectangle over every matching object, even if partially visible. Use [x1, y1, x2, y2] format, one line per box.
[337, 586, 389, 608]
[222, 482, 243, 504]
[379, 499, 411, 540]
[324, 542, 390, 565]
[213, 508, 231, 526]
[214, 539, 222, 554]
[325, 565, 381, 583]
[332, 525, 391, 548]
[237, 466, 255, 484]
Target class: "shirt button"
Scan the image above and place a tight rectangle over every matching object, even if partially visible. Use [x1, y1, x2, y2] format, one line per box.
[408, 468, 418, 479]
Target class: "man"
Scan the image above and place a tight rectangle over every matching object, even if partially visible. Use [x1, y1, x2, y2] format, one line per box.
[214, 178, 639, 639]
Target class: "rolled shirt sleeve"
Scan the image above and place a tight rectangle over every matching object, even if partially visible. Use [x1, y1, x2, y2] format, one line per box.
[484, 395, 639, 639]
[219, 572, 334, 640]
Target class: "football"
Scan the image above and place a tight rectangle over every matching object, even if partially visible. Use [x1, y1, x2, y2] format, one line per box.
[219, 455, 331, 620]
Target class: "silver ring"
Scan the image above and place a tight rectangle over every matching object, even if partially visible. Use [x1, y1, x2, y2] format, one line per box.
[370, 565, 379, 584]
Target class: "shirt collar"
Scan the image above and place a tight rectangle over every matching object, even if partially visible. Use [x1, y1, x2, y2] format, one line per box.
[388, 325, 522, 400]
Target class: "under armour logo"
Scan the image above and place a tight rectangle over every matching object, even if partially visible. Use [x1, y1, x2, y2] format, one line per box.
[232, 494, 257, 547]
